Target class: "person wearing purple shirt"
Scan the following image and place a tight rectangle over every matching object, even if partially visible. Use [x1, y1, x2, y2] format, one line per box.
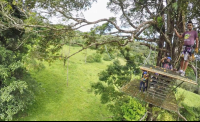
[174, 21, 199, 76]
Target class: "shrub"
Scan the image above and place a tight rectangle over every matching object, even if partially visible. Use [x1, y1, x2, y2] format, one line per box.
[120, 97, 146, 121]
[103, 54, 112, 61]
[86, 53, 102, 63]
[103, 53, 115, 61]
[86, 55, 95, 63]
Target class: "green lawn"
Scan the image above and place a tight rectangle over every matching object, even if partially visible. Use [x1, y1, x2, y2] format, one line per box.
[176, 88, 200, 107]
[15, 46, 113, 121]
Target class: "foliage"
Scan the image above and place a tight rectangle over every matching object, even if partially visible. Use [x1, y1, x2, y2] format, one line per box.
[91, 46, 144, 120]
[175, 88, 200, 121]
[156, 16, 164, 29]
[0, 47, 38, 121]
[103, 54, 113, 61]
[121, 97, 146, 121]
[0, 80, 35, 121]
[180, 103, 200, 121]
[107, 96, 146, 121]
[154, 107, 176, 121]
[0, 1, 38, 120]
[156, 110, 176, 121]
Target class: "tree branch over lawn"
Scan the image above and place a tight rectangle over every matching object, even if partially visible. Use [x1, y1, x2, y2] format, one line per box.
[65, 37, 133, 60]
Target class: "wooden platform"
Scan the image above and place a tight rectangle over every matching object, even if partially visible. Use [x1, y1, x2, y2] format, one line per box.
[120, 79, 179, 113]
[120, 65, 198, 113]
[140, 65, 198, 85]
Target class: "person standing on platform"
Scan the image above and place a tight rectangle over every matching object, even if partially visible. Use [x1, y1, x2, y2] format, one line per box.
[174, 21, 199, 76]
[140, 71, 148, 93]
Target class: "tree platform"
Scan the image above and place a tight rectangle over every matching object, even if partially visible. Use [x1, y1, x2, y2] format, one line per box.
[120, 65, 198, 113]
[120, 79, 179, 113]
[140, 65, 198, 85]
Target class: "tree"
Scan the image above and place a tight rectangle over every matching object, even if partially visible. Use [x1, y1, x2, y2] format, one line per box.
[21, 0, 199, 73]
[0, 0, 38, 120]
[90, 45, 146, 120]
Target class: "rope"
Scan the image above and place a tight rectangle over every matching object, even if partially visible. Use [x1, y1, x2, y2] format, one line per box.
[195, 28, 199, 83]
[196, 56, 198, 83]
[143, 43, 152, 65]
[105, 45, 112, 60]
[152, 37, 157, 66]
[66, 38, 71, 87]
[143, 41, 157, 66]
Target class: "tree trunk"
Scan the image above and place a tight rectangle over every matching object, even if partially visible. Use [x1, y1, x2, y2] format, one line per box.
[156, 0, 165, 66]
[146, 104, 153, 121]
[173, 0, 187, 67]
[166, 0, 175, 58]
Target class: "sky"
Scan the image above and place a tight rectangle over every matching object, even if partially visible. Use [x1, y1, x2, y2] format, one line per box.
[78, 0, 116, 32]
[49, 0, 116, 32]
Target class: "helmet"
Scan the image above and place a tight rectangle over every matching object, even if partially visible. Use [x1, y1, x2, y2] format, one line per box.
[143, 71, 147, 74]
[167, 57, 172, 60]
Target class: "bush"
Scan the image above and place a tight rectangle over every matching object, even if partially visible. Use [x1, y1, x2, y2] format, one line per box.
[103, 54, 111, 61]
[120, 97, 146, 121]
[86, 55, 95, 63]
[103, 54, 114, 61]
[156, 111, 176, 121]
[0, 78, 37, 121]
[94, 53, 102, 62]
[86, 53, 102, 63]
[0, 47, 38, 121]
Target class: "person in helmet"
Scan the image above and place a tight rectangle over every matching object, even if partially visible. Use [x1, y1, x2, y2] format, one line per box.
[161, 56, 173, 70]
[140, 71, 149, 92]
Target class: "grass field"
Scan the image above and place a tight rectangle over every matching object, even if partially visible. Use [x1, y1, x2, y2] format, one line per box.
[14, 45, 200, 121]
[176, 88, 200, 107]
[15, 46, 113, 121]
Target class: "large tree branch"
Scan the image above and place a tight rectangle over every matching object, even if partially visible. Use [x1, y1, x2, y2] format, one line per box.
[139, 42, 168, 52]
[23, 24, 72, 31]
[133, 20, 156, 34]
[136, 24, 153, 37]
[144, 5, 155, 18]
[65, 38, 133, 60]
[161, 31, 172, 50]
[157, 0, 174, 17]
[56, 7, 157, 36]
[177, 111, 187, 121]
[135, 37, 159, 43]
[139, 111, 150, 121]
[56, 8, 133, 33]
[188, 64, 197, 77]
